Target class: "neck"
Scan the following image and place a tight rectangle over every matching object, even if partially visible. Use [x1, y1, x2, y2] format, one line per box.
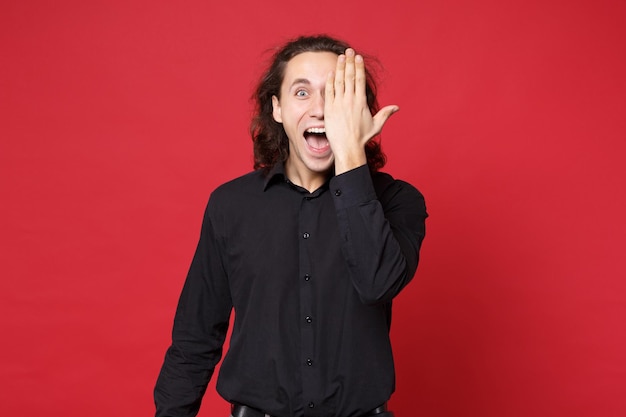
[284, 163, 330, 193]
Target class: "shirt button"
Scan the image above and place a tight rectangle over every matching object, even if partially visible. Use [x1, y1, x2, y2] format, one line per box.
[305, 316, 312, 323]
[304, 274, 311, 281]
[335, 189, 342, 196]
[306, 358, 313, 366]
[309, 402, 315, 409]
[303, 232, 310, 239]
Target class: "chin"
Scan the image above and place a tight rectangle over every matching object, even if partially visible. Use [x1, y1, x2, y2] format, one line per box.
[306, 157, 334, 174]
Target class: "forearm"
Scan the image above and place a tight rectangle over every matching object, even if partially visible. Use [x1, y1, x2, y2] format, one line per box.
[331, 165, 426, 304]
[154, 342, 220, 417]
[155, 283, 231, 416]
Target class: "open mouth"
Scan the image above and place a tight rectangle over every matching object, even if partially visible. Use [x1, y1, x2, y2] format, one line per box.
[304, 127, 330, 152]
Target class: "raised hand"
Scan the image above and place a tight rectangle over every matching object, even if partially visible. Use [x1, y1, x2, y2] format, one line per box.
[324, 48, 399, 175]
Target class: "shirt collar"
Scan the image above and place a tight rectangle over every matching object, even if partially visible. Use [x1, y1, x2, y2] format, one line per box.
[263, 162, 287, 191]
[262, 161, 333, 195]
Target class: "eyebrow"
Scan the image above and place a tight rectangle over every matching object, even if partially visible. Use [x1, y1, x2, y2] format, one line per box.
[289, 78, 311, 89]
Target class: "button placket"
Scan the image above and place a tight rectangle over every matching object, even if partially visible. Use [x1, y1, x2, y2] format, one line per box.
[298, 194, 317, 410]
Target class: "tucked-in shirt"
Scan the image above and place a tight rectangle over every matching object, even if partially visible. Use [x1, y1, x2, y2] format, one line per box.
[154, 164, 427, 417]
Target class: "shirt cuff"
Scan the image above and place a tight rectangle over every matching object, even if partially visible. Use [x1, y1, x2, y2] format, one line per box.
[329, 165, 377, 210]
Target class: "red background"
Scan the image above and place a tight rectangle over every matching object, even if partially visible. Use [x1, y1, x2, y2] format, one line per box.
[2, 0, 625, 416]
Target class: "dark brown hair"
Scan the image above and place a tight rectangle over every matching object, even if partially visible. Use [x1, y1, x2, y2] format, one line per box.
[250, 35, 386, 173]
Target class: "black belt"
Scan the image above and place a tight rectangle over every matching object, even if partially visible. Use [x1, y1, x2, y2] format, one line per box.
[231, 403, 389, 417]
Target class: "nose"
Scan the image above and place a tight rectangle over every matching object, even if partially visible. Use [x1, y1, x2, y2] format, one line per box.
[308, 92, 324, 118]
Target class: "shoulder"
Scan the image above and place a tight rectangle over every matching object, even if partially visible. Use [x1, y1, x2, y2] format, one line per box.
[206, 170, 265, 213]
[211, 170, 264, 197]
[371, 171, 428, 219]
[371, 171, 425, 201]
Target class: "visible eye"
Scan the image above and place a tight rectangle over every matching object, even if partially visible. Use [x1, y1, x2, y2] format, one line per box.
[295, 89, 308, 97]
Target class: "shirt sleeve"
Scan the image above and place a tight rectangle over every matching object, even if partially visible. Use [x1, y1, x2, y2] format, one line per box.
[329, 164, 427, 305]
[154, 198, 233, 417]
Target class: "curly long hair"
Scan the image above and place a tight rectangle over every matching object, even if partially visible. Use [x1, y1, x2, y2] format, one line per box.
[250, 35, 386, 173]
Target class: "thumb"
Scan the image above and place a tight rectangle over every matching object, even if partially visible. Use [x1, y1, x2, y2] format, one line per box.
[371, 105, 400, 135]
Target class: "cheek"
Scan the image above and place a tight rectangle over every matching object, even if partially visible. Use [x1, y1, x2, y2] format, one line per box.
[282, 105, 305, 129]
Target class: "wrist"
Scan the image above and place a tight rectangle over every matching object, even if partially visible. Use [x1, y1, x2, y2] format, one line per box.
[333, 149, 367, 175]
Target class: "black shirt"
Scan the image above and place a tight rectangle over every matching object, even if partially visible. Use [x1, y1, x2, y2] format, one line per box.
[155, 164, 427, 417]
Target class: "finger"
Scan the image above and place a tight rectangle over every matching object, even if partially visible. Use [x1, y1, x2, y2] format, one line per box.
[344, 48, 356, 96]
[334, 53, 346, 96]
[325, 70, 335, 104]
[355, 54, 367, 106]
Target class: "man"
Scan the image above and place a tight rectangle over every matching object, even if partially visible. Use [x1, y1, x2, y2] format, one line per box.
[155, 35, 428, 417]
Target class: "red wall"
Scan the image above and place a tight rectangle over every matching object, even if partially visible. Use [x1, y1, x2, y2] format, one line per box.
[2, 1, 625, 416]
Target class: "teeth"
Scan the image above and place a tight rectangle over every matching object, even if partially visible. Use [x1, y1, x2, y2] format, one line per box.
[306, 127, 326, 134]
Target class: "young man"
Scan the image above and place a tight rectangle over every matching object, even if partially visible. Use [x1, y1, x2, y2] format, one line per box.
[155, 35, 428, 417]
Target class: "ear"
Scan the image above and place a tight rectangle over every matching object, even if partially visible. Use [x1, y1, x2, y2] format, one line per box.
[272, 95, 282, 123]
